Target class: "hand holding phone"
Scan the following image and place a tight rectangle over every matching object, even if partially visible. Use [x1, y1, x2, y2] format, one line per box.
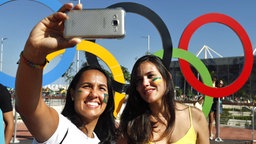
[64, 8, 125, 39]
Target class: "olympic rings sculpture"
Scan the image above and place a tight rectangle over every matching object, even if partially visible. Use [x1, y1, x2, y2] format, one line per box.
[0, 0, 254, 116]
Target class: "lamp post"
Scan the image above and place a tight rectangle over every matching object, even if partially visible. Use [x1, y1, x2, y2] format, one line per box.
[72, 0, 81, 4]
[196, 45, 223, 142]
[0, 37, 7, 72]
[76, 51, 80, 73]
[142, 35, 150, 55]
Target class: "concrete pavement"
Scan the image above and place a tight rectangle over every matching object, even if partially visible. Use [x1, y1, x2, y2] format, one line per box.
[11, 121, 255, 144]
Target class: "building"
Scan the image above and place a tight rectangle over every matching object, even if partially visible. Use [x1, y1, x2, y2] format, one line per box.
[170, 55, 256, 102]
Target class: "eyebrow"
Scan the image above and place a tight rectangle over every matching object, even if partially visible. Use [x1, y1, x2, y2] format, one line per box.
[78, 82, 108, 88]
[137, 70, 155, 77]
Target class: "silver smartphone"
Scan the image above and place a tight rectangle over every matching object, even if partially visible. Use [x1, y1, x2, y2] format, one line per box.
[64, 8, 125, 39]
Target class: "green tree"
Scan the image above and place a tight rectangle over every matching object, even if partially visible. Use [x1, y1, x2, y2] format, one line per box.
[121, 65, 130, 83]
[102, 65, 130, 83]
[62, 62, 75, 84]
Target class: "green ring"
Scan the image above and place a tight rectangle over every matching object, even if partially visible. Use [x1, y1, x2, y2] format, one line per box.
[154, 48, 213, 116]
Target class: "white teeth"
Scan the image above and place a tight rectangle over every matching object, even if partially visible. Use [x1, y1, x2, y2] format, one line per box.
[86, 102, 99, 106]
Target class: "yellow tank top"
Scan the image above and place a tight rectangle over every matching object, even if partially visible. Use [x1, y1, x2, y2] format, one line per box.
[172, 106, 197, 144]
[147, 106, 197, 144]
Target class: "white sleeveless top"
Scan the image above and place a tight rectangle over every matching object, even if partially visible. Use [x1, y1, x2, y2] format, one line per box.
[32, 113, 100, 144]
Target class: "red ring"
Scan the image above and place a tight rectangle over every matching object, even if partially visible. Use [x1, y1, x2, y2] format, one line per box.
[178, 13, 254, 97]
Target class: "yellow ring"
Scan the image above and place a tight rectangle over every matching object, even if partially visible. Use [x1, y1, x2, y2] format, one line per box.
[77, 40, 126, 116]
[46, 49, 66, 61]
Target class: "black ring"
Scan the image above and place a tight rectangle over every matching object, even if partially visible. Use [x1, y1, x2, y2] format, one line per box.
[85, 2, 173, 93]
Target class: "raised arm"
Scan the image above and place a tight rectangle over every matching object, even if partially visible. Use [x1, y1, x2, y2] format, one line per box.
[15, 3, 82, 142]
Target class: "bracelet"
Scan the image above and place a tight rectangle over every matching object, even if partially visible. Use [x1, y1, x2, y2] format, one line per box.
[18, 51, 49, 69]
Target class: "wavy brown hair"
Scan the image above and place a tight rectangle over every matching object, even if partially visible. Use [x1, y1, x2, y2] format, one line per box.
[118, 55, 175, 143]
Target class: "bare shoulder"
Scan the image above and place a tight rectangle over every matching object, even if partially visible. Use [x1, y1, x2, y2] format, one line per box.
[176, 103, 209, 143]
[190, 106, 206, 121]
[190, 107, 210, 143]
[175, 102, 189, 110]
[175, 103, 205, 121]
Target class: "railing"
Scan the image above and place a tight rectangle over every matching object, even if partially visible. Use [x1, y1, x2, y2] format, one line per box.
[43, 96, 66, 106]
[252, 106, 256, 142]
[12, 96, 256, 142]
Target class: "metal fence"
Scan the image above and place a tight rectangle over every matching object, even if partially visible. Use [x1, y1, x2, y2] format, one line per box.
[11, 96, 256, 142]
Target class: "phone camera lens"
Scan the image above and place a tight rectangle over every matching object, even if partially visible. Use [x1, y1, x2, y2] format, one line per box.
[112, 20, 119, 26]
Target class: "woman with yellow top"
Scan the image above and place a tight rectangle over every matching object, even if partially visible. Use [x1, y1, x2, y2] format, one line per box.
[117, 55, 209, 144]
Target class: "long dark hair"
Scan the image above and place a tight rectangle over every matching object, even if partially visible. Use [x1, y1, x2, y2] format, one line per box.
[61, 65, 116, 143]
[118, 55, 175, 143]
[215, 79, 224, 88]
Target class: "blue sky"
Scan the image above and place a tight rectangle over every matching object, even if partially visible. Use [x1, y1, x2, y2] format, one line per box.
[0, 0, 256, 86]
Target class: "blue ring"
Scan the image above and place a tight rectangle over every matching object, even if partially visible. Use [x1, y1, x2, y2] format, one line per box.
[0, 0, 76, 88]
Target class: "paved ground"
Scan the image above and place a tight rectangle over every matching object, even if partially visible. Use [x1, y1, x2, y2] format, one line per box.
[209, 126, 255, 144]
[10, 121, 256, 144]
[10, 121, 33, 144]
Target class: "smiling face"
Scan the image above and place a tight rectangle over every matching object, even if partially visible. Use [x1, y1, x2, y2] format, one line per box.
[135, 61, 166, 105]
[71, 69, 109, 122]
